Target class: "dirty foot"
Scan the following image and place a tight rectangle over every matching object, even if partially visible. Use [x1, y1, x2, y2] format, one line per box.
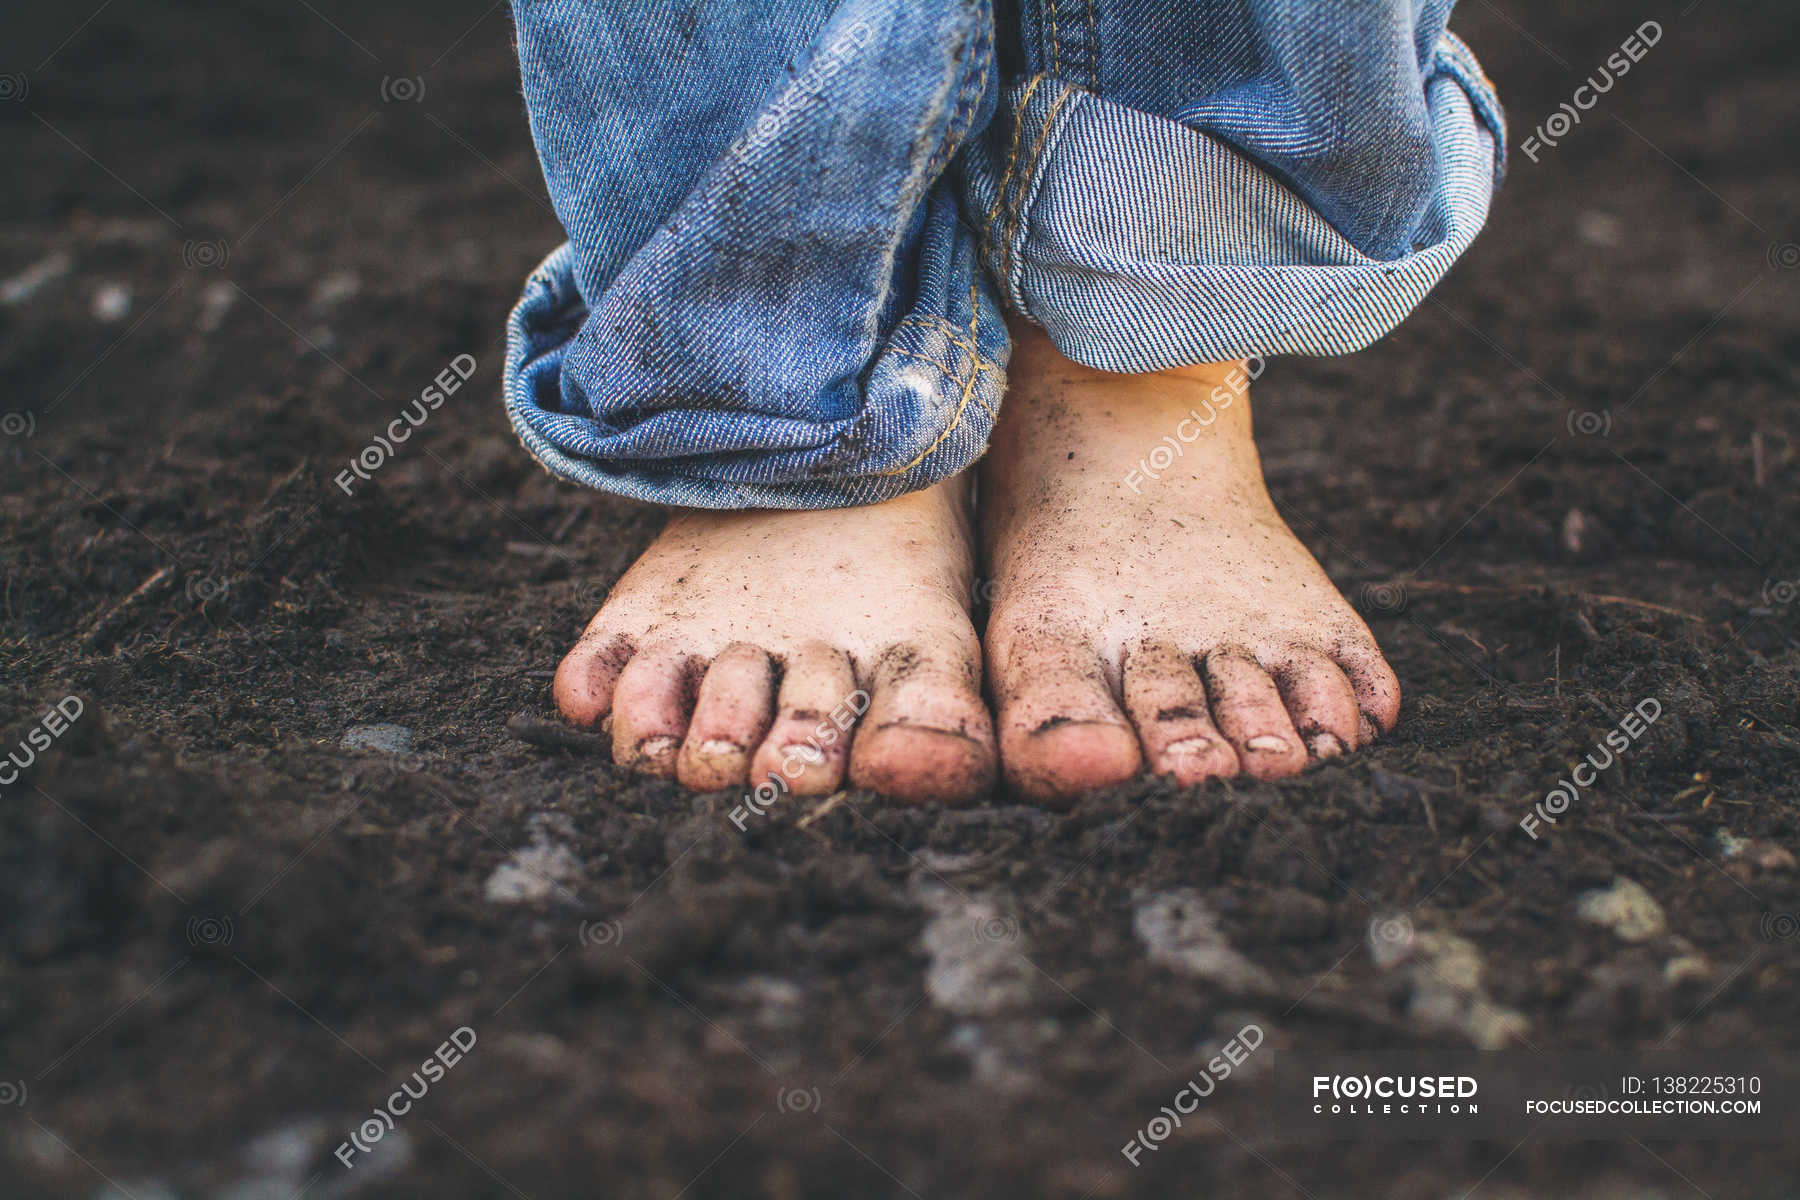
[979, 322, 1401, 806]
[554, 479, 996, 805]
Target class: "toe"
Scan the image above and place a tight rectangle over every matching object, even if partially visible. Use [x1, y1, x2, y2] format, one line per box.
[610, 648, 698, 778]
[1334, 645, 1402, 744]
[1122, 642, 1239, 784]
[677, 643, 776, 791]
[751, 640, 859, 797]
[553, 630, 633, 728]
[849, 639, 996, 806]
[993, 631, 1141, 805]
[1200, 648, 1308, 779]
[1273, 648, 1360, 761]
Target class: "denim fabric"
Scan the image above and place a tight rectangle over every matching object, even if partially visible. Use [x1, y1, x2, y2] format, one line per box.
[505, 0, 1503, 509]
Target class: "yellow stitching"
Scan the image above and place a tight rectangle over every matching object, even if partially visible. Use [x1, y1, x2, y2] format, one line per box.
[928, 21, 991, 178]
[887, 345, 997, 386]
[884, 348, 999, 422]
[879, 281, 990, 476]
[885, 347, 1000, 422]
[1047, 0, 1062, 80]
[1000, 83, 1076, 296]
[981, 73, 1047, 244]
[892, 315, 1000, 373]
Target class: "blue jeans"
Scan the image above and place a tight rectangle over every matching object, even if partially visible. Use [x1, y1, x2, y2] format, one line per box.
[504, 0, 1504, 509]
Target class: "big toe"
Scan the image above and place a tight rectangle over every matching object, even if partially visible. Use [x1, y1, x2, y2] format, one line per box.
[848, 640, 996, 806]
[993, 630, 1142, 806]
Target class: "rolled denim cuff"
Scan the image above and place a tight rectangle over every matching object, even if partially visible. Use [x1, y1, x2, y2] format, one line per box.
[502, 0, 1004, 511]
[504, 230, 1009, 510]
[971, 32, 1507, 372]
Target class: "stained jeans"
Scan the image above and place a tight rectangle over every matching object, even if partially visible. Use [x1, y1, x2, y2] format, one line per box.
[503, 1, 1504, 509]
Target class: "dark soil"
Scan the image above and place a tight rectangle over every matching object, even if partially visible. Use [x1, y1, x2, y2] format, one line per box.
[3, 1, 1798, 1196]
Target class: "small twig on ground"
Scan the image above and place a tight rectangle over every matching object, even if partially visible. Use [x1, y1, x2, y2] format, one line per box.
[79, 563, 177, 648]
[505, 711, 610, 754]
[797, 791, 849, 829]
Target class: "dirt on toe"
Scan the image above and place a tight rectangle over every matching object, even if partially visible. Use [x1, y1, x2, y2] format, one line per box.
[3, 1, 1798, 1196]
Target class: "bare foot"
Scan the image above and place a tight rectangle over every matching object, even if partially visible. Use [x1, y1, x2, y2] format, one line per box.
[978, 322, 1401, 805]
[554, 480, 996, 805]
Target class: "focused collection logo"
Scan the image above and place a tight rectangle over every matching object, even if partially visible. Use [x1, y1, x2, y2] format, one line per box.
[1311, 1074, 1480, 1116]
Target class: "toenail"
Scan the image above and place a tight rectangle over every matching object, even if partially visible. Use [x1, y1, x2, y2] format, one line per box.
[780, 743, 825, 764]
[1245, 734, 1291, 754]
[635, 736, 678, 760]
[1305, 732, 1347, 759]
[695, 738, 744, 757]
[1165, 736, 1221, 763]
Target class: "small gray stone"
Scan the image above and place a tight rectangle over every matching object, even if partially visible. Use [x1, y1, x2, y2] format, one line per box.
[1576, 876, 1666, 943]
[915, 885, 1037, 1016]
[1134, 890, 1275, 996]
[483, 840, 583, 904]
[341, 724, 414, 755]
[92, 283, 132, 323]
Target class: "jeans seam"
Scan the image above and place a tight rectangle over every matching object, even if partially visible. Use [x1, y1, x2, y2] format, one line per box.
[981, 73, 1049, 270]
[1082, 0, 1098, 90]
[1002, 82, 1078, 313]
[926, 2, 993, 181]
